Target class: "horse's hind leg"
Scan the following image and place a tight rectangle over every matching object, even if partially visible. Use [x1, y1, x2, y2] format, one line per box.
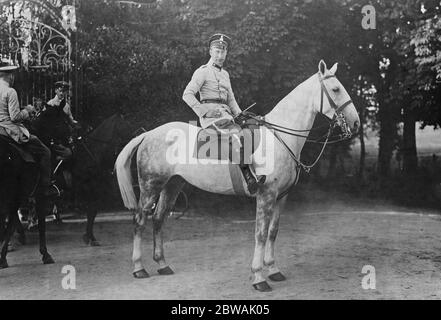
[264, 196, 287, 282]
[36, 195, 54, 264]
[132, 176, 163, 278]
[153, 176, 185, 275]
[80, 178, 100, 246]
[132, 211, 149, 278]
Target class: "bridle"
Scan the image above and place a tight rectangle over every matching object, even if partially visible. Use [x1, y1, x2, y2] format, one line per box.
[319, 73, 353, 118]
[273, 72, 353, 168]
[240, 72, 355, 199]
[246, 72, 354, 140]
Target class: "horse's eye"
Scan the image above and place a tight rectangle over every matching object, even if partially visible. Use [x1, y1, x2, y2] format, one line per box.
[333, 87, 340, 93]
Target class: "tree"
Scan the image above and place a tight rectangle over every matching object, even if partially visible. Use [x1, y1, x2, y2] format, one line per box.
[392, 0, 440, 174]
[76, 0, 195, 127]
[410, 2, 441, 128]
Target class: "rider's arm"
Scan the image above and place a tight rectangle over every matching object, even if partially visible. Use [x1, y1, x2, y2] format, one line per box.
[182, 67, 209, 118]
[7, 88, 30, 122]
[225, 72, 242, 116]
[63, 102, 78, 125]
[46, 98, 55, 106]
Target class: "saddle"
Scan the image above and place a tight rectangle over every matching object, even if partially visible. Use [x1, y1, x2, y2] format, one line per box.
[0, 135, 36, 163]
[193, 115, 262, 165]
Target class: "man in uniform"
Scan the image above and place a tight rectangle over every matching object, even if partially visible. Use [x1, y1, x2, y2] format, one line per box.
[47, 80, 79, 128]
[30, 81, 78, 162]
[182, 33, 265, 194]
[0, 59, 56, 197]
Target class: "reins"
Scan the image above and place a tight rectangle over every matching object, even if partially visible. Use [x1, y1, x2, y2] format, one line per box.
[240, 72, 354, 200]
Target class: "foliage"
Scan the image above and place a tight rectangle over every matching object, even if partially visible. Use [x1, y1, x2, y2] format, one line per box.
[409, 5, 441, 127]
[3, 0, 439, 206]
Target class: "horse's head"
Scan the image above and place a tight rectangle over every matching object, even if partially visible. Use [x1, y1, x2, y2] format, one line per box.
[315, 60, 360, 137]
[116, 114, 134, 140]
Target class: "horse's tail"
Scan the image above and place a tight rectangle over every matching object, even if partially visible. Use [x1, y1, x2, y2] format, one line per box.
[115, 133, 148, 210]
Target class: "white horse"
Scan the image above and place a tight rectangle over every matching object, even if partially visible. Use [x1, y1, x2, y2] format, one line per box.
[115, 60, 360, 291]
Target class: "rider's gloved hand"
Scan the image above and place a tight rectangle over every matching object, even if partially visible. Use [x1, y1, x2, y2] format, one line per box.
[241, 110, 256, 117]
[235, 110, 255, 122]
[25, 104, 36, 118]
[204, 109, 222, 118]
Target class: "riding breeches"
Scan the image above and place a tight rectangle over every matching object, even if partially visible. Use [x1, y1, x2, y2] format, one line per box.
[207, 120, 250, 166]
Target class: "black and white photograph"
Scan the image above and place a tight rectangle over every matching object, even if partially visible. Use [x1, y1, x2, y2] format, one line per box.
[0, 0, 441, 303]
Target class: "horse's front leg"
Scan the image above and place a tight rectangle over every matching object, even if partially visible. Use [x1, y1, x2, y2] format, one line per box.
[36, 196, 54, 264]
[0, 210, 17, 269]
[83, 204, 99, 246]
[15, 214, 26, 245]
[252, 191, 277, 292]
[264, 196, 287, 282]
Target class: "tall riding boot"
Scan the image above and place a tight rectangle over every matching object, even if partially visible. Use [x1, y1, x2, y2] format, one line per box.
[239, 165, 266, 195]
[230, 134, 266, 195]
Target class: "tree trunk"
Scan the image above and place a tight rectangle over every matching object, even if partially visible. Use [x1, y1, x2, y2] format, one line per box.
[358, 106, 366, 181]
[402, 107, 418, 174]
[378, 102, 396, 177]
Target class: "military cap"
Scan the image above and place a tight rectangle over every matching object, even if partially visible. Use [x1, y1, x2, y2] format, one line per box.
[209, 33, 231, 50]
[54, 80, 70, 90]
[0, 59, 19, 72]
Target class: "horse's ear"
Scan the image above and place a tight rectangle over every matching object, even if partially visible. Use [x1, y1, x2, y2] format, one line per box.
[329, 62, 338, 75]
[318, 60, 327, 76]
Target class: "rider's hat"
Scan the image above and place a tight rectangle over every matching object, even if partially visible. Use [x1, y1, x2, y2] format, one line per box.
[209, 33, 231, 50]
[0, 59, 19, 73]
[54, 81, 70, 90]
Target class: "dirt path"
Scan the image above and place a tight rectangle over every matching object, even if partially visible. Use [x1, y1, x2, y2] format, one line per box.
[1, 199, 441, 299]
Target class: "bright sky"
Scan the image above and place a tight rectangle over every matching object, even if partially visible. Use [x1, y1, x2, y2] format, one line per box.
[352, 124, 441, 157]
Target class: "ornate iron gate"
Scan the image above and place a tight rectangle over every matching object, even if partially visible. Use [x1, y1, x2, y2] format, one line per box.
[0, 0, 76, 111]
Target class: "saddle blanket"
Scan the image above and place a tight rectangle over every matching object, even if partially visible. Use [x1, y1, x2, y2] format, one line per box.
[193, 121, 261, 165]
[0, 134, 35, 163]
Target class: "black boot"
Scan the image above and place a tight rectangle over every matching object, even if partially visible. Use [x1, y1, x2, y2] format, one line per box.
[240, 165, 265, 195]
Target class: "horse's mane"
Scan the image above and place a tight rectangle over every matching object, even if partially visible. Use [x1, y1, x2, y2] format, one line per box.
[88, 114, 122, 143]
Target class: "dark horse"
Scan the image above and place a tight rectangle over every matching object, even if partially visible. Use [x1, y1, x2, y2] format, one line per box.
[31, 113, 133, 245]
[0, 136, 54, 268]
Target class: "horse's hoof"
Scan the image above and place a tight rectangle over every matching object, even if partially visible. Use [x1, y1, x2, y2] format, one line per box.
[252, 281, 272, 292]
[82, 234, 89, 245]
[133, 269, 149, 279]
[158, 266, 174, 275]
[42, 254, 55, 264]
[268, 272, 286, 282]
[90, 240, 101, 247]
[0, 259, 8, 269]
[83, 234, 100, 246]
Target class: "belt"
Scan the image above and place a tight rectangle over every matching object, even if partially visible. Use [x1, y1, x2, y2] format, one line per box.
[201, 99, 227, 104]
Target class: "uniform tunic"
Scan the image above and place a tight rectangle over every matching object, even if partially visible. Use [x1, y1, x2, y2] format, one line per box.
[47, 95, 76, 124]
[32, 98, 71, 146]
[0, 78, 52, 187]
[0, 79, 30, 143]
[183, 59, 242, 129]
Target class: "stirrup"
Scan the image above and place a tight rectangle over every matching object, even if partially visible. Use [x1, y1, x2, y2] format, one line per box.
[256, 175, 266, 184]
[240, 166, 262, 195]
